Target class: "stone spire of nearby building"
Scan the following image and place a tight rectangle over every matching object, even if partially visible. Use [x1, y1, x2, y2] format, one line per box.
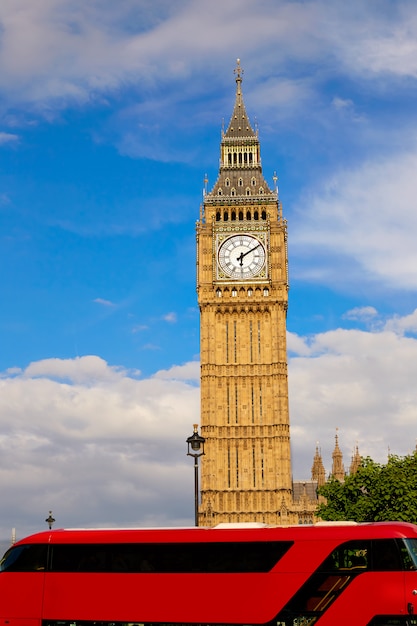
[349, 444, 361, 475]
[331, 430, 345, 481]
[311, 443, 326, 487]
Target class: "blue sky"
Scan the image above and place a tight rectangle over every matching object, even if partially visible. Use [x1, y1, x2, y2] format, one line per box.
[1, 0, 417, 539]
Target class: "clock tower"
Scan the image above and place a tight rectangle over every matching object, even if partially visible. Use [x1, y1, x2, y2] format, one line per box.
[197, 61, 295, 525]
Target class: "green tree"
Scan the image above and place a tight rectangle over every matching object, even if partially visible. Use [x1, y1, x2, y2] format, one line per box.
[317, 451, 417, 523]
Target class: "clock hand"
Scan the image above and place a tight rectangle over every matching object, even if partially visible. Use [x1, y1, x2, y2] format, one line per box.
[238, 243, 261, 264]
[236, 251, 245, 266]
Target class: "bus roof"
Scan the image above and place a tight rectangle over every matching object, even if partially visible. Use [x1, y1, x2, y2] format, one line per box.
[13, 521, 417, 546]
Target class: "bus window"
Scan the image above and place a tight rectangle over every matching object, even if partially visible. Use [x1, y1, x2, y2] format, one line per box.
[401, 539, 417, 570]
[278, 541, 369, 621]
[371, 539, 403, 571]
[0, 544, 47, 572]
[50, 541, 293, 573]
[320, 540, 369, 572]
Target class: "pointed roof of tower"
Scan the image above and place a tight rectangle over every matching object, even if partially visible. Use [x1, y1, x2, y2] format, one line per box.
[349, 444, 362, 475]
[224, 59, 257, 140]
[311, 443, 326, 487]
[204, 59, 276, 205]
[331, 430, 345, 482]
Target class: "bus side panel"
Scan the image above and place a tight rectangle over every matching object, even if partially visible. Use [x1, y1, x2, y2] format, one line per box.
[42, 571, 307, 623]
[0, 572, 45, 626]
[405, 571, 417, 615]
[313, 572, 407, 626]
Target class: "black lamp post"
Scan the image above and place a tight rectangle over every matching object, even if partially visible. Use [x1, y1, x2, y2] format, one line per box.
[186, 424, 205, 526]
[45, 511, 55, 530]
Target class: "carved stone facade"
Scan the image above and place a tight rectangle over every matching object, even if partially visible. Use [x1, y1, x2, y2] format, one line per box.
[196, 61, 302, 525]
[195, 63, 359, 525]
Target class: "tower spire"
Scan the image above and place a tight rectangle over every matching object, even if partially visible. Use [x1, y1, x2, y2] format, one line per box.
[331, 429, 345, 482]
[205, 60, 275, 204]
[224, 59, 256, 140]
[234, 58, 243, 83]
[349, 443, 361, 475]
[311, 443, 326, 487]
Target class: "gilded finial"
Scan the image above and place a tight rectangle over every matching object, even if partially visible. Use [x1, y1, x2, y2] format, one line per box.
[234, 58, 244, 82]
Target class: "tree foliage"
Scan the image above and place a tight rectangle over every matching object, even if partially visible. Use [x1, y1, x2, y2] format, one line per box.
[317, 451, 417, 523]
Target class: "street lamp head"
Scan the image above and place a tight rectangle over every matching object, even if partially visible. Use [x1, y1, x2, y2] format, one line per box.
[186, 423, 205, 457]
[45, 510, 55, 530]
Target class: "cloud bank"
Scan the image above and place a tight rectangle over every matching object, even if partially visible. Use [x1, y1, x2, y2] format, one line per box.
[1, 310, 417, 539]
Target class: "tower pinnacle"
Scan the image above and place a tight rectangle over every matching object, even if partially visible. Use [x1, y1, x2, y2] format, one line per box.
[331, 430, 345, 481]
[224, 59, 255, 140]
[234, 58, 244, 88]
[205, 60, 275, 204]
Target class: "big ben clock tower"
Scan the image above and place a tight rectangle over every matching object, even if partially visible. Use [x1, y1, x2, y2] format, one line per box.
[197, 61, 295, 526]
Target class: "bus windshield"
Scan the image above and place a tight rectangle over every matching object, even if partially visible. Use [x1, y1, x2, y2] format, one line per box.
[0, 545, 47, 572]
[403, 539, 417, 570]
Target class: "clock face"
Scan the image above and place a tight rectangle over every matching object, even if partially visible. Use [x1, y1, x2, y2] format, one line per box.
[218, 234, 266, 279]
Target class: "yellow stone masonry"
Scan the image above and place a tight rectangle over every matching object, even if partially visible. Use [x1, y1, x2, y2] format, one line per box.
[196, 61, 318, 525]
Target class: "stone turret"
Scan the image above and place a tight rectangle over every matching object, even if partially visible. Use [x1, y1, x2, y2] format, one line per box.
[349, 444, 361, 475]
[331, 430, 345, 481]
[311, 443, 326, 487]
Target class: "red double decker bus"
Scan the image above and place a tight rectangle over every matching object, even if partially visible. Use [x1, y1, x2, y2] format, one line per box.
[1, 521, 417, 626]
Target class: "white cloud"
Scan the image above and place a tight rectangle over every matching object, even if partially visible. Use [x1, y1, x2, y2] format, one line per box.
[384, 309, 417, 336]
[289, 313, 417, 478]
[93, 297, 115, 307]
[0, 132, 18, 144]
[287, 331, 313, 357]
[132, 324, 149, 333]
[154, 361, 199, 383]
[343, 306, 378, 322]
[0, 356, 200, 539]
[332, 97, 353, 111]
[332, 4, 417, 79]
[291, 145, 417, 291]
[1, 0, 417, 112]
[23, 355, 128, 382]
[1, 309, 417, 538]
[162, 312, 177, 323]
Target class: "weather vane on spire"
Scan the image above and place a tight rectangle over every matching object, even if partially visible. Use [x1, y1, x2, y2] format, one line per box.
[234, 58, 244, 81]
